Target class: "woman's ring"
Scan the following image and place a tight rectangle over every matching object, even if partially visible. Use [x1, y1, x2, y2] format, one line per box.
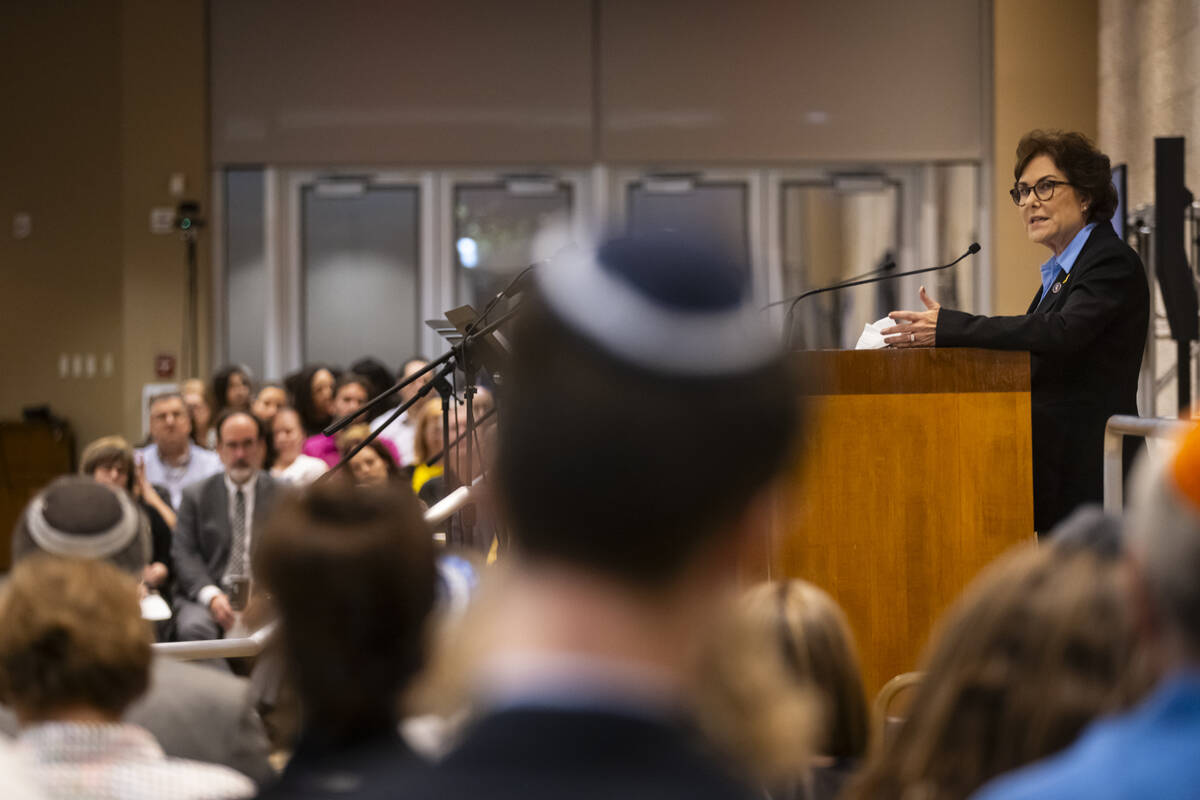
[910, 333, 915, 343]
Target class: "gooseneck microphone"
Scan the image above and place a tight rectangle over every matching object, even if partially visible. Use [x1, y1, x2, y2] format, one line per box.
[770, 243, 981, 348]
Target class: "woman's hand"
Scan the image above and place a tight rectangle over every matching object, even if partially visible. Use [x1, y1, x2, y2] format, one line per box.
[143, 562, 169, 589]
[883, 286, 941, 348]
[137, 459, 178, 529]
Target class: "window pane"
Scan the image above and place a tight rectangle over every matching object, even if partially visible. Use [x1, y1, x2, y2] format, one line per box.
[781, 182, 899, 349]
[627, 182, 749, 272]
[225, 169, 266, 378]
[454, 183, 572, 311]
[302, 185, 420, 370]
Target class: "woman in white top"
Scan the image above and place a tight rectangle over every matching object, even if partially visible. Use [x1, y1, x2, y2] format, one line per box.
[270, 407, 328, 486]
[0, 557, 254, 800]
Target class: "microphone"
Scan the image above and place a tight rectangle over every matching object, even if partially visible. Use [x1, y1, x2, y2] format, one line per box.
[761, 256, 897, 311]
[777, 243, 981, 348]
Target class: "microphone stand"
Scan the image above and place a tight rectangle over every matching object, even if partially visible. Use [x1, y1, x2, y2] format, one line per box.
[762, 259, 895, 351]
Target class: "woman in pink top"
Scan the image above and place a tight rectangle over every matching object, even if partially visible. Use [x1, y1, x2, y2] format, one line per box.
[303, 373, 401, 469]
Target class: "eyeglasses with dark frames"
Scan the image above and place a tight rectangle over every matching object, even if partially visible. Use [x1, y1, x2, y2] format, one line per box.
[1010, 177, 1073, 206]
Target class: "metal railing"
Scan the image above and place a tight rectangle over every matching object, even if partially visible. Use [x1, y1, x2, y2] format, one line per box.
[1103, 414, 1192, 512]
[151, 479, 484, 661]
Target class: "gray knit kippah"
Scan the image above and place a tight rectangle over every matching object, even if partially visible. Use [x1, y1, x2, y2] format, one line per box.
[13, 476, 149, 574]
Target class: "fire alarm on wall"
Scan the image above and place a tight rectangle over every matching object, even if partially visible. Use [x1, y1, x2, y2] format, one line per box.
[154, 354, 176, 378]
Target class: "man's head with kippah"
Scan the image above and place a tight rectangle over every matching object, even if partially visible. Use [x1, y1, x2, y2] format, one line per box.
[1126, 424, 1200, 658]
[497, 233, 801, 585]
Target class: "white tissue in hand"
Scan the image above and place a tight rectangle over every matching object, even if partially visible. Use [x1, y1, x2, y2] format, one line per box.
[855, 316, 896, 350]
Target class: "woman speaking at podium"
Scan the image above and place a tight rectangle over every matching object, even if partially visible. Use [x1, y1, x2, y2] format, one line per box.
[883, 130, 1149, 534]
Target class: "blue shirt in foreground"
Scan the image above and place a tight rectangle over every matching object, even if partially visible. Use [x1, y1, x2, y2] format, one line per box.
[973, 672, 1200, 800]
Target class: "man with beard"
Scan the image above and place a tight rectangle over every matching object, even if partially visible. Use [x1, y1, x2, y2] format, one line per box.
[173, 411, 280, 643]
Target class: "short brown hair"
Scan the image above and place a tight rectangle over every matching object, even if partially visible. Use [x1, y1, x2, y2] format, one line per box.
[1014, 130, 1119, 224]
[0, 556, 150, 719]
[845, 544, 1144, 800]
[79, 435, 136, 493]
[254, 481, 436, 736]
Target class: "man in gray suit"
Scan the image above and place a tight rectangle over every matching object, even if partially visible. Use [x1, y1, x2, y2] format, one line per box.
[5, 476, 274, 786]
[174, 410, 281, 642]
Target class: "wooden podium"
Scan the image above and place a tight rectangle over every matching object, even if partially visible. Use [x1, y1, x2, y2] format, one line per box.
[772, 349, 1035, 696]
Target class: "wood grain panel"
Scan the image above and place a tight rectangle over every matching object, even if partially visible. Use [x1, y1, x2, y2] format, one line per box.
[772, 350, 1033, 696]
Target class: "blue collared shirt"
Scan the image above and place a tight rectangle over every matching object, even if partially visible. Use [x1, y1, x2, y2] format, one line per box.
[973, 671, 1200, 800]
[1038, 222, 1097, 302]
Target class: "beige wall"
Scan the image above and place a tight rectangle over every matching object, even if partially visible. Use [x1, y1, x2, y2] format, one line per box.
[992, 0, 1099, 315]
[119, 0, 211, 439]
[0, 2, 209, 450]
[0, 3, 126, 449]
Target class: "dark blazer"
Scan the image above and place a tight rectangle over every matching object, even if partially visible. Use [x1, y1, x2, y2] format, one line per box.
[402, 708, 757, 800]
[257, 726, 423, 799]
[172, 471, 280, 601]
[937, 222, 1149, 531]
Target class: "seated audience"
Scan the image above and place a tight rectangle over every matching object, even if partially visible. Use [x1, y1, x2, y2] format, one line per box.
[137, 391, 222, 509]
[410, 398, 446, 494]
[212, 364, 254, 417]
[80, 435, 174, 596]
[338, 425, 402, 488]
[173, 411, 281, 643]
[707, 580, 869, 800]
[0, 556, 255, 799]
[304, 373, 401, 469]
[845, 541, 1143, 800]
[974, 427, 1200, 799]
[181, 378, 216, 449]
[287, 363, 338, 437]
[2, 476, 274, 785]
[269, 407, 327, 486]
[403, 235, 802, 799]
[372, 356, 433, 467]
[250, 382, 287, 427]
[255, 482, 436, 798]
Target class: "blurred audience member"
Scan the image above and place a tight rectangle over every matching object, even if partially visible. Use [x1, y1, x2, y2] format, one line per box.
[250, 382, 287, 428]
[304, 373, 401, 469]
[847, 543, 1142, 800]
[975, 427, 1200, 800]
[337, 425, 402, 488]
[407, 236, 801, 799]
[1045, 503, 1124, 559]
[269, 407, 327, 487]
[137, 392, 222, 509]
[255, 483, 436, 798]
[173, 411, 280, 643]
[707, 580, 868, 800]
[350, 357, 394, 407]
[80, 436, 174, 596]
[3, 477, 274, 785]
[410, 399, 446, 494]
[182, 378, 216, 449]
[419, 388, 495, 503]
[0, 556, 255, 800]
[287, 364, 338, 437]
[372, 356, 433, 467]
[0, 736, 45, 800]
[212, 364, 254, 417]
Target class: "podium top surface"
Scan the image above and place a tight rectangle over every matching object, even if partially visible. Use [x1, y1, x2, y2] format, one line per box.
[793, 348, 1030, 396]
